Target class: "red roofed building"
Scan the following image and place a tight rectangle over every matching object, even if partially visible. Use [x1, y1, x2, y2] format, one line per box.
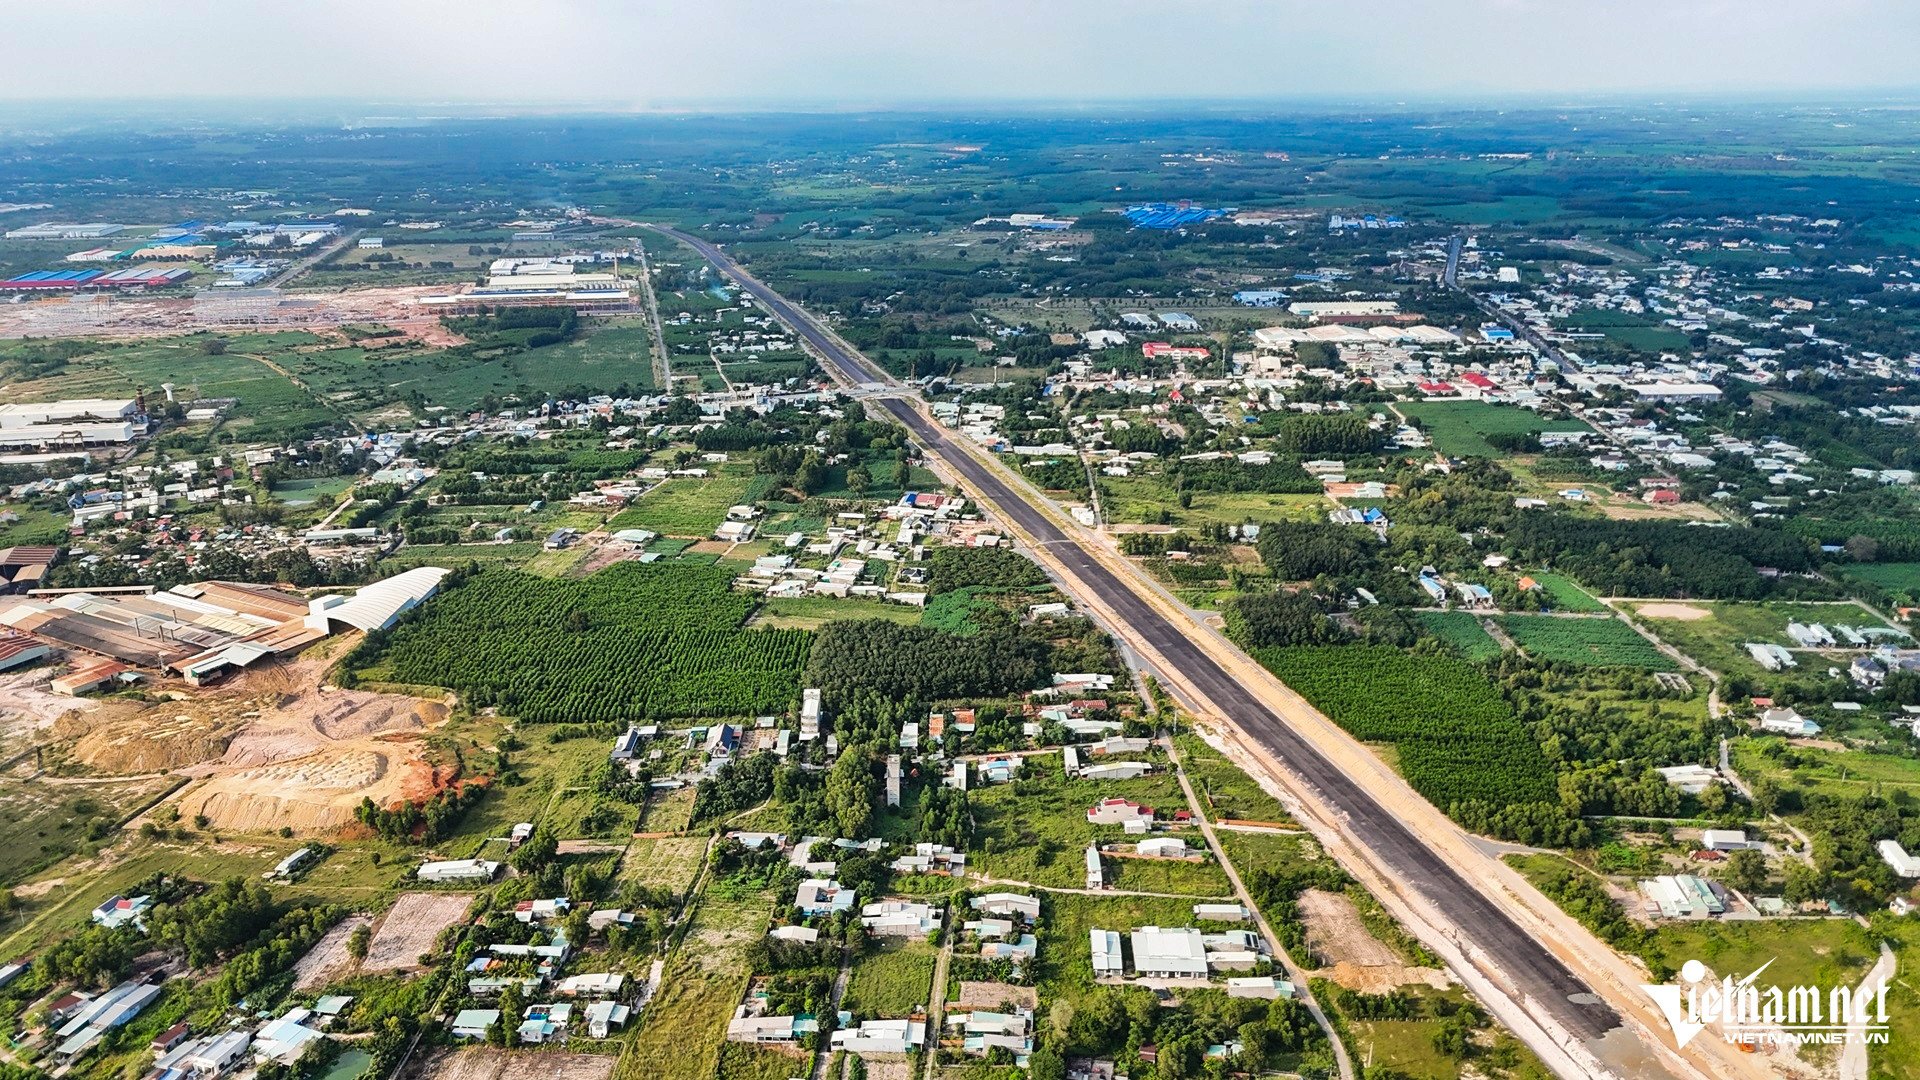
[1087, 798, 1154, 825]
[1142, 342, 1211, 362]
[1417, 381, 1456, 395]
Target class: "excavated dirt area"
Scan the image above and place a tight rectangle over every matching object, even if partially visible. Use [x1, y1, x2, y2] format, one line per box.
[0, 668, 93, 747]
[1300, 888, 1454, 993]
[161, 656, 452, 835]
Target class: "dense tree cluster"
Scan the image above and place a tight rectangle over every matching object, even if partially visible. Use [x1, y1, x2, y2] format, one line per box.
[1504, 516, 1817, 600]
[926, 545, 1051, 593]
[805, 620, 1051, 701]
[1253, 520, 1379, 581]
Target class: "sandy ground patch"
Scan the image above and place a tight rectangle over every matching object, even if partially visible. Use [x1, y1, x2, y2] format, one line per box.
[159, 658, 451, 834]
[1636, 602, 1712, 621]
[955, 981, 1038, 1010]
[1300, 889, 1399, 968]
[364, 892, 473, 973]
[1300, 889, 1453, 993]
[294, 913, 373, 990]
[0, 668, 91, 743]
[410, 1047, 614, 1080]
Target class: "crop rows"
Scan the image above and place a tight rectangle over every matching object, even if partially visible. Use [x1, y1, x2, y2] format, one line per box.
[364, 563, 808, 721]
[1496, 615, 1676, 671]
[1253, 645, 1554, 809]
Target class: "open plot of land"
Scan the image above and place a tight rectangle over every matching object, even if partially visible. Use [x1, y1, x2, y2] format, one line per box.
[1176, 732, 1294, 825]
[954, 981, 1038, 1010]
[1631, 599, 1907, 681]
[294, 913, 375, 989]
[1301, 889, 1450, 994]
[618, 892, 767, 1080]
[1396, 400, 1590, 458]
[750, 595, 923, 631]
[969, 767, 1224, 892]
[843, 938, 940, 1017]
[606, 469, 757, 537]
[1496, 615, 1676, 670]
[363, 891, 473, 972]
[1732, 736, 1920, 799]
[620, 834, 709, 897]
[415, 1046, 615, 1080]
[0, 772, 180, 887]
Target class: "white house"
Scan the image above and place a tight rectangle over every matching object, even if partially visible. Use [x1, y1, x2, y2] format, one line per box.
[1881, 840, 1920, 879]
[1131, 926, 1209, 978]
[1090, 928, 1124, 977]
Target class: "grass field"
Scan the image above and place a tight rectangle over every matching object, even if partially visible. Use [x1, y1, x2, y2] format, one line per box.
[618, 892, 768, 1080]
[0, 773, 180, 889]
[1630, 600, 1907, 682]
[1496, 615, 1676, 670]
[1396, 400, 1590, 458]
[1530, 571, 1607, 613]
[1415, 611, 1503, 661]
[969, 766, 1224, 892]
[607, 469, 757, 537]
[1099, 476, 1326, 528]
[1175, 733, 1294, 825]
[842, 938, 940, 1017]
[621, 835, 709, 898]
[1731, 737, 1920, 800]
[1840, 561, 1920, 604]
[751, 595, 922, 631]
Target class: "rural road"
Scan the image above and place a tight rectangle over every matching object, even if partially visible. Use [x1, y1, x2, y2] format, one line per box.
[648, 224, 1774, 1080]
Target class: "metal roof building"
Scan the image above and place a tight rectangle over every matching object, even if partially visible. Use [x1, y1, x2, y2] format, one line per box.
[304, 566, 449, 633]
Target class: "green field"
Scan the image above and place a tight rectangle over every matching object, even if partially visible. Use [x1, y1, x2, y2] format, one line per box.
[1631, 600, 1907, 682]
[619, 892, 769, 1080]
[1558, 308, 1692, 353]
[969, 765, 1227, 893]
[607, 469, 757, 537]
[1496, 615, 1676, 670]
[1396, 400, 1590, 458]
[1840, 561, 1920, 604]
[752, 595, 922, 631]
[1175, 733, 1294, 824]
[1531, 571, 1606, 613]
[1415, 611, 1504, 660]
[842, 938, 939, 1017]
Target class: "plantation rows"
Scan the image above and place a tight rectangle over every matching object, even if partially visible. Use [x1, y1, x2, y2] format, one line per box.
[1496, 615, 1676, 671]
[1253, 645, 1555, 809]
[362, 564, 807, 721]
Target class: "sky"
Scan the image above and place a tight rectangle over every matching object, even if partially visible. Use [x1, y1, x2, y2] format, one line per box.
[4, 0, 1918, 108]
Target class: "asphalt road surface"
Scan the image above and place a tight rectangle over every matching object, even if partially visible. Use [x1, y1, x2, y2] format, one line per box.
[654, 225, 1626, 1045]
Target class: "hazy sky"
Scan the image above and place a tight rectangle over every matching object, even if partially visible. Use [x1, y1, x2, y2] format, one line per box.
[5, 0, 1917, 107]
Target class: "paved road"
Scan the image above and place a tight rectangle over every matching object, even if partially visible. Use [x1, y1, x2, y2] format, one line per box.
[1442, 233, 1579, 374]
[1165, 735, 1356, 1080]
[649, 225, 1638, 1057]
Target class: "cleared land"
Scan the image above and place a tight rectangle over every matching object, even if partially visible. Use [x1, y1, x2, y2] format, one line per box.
[620, 834, 709, 897]
[363, 892, 473, 972]
[1396, 400, 1589, 458]
[416, 1047, 615, 1080]
[843, 938, 940, 1017]
[294, 913, 375, 989]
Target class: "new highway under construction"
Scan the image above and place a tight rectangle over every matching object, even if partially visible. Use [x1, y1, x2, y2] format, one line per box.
[649, 224, 1785, 1080]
